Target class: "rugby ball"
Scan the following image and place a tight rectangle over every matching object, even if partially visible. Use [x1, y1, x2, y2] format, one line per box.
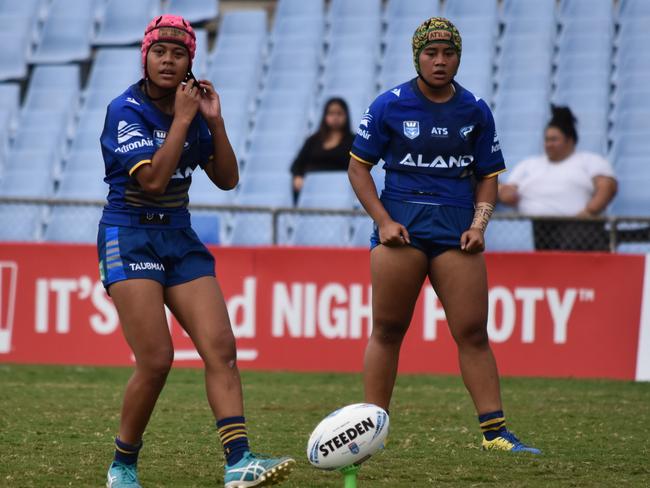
[307, 403, 389, 470]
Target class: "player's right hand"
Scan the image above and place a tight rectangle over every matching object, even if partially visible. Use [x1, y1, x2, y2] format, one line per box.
[379, 220, 410, 247]
[174, 79, 200, 124]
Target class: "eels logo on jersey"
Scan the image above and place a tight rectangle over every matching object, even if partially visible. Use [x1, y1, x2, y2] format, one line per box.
[459, 124, 475, 141]
[154, 129, 167, 147]
[117, 120, 144, 143]
[403, 120, 420, 139]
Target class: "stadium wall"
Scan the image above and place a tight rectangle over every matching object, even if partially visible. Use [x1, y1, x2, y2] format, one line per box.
[0, 244, 649, 382]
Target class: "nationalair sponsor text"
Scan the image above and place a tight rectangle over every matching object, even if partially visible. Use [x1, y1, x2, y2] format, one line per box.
[115, 138, 154, 153]
[356, 127, 371, 140]
[398, 153, 473, 168]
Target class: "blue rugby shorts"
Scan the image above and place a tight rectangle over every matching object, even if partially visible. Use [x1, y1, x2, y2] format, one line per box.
[370, 198, 474, 259]
[97, 224, 216, 290]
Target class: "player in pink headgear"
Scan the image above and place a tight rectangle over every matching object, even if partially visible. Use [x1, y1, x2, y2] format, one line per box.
[101, 14, 295, 488]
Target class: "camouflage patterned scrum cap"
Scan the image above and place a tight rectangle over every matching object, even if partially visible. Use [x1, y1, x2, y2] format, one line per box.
[412, 17, 462, 73]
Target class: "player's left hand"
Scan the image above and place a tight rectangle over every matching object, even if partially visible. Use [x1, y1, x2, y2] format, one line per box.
[460, 228, 485, 253]
[197, 80, 223, 126]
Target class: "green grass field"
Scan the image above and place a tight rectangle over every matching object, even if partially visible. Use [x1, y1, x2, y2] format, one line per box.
[1, 365, 649, 487]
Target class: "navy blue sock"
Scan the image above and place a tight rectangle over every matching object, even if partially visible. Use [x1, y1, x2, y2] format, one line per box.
[217, 416, 249, 466]
[114, 437, 142, 465]
[479, 410, 507, 441]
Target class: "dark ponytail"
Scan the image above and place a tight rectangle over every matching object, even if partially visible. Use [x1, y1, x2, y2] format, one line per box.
[547, 105, 578, 143]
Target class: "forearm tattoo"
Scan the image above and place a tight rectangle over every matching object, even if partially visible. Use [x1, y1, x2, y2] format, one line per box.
[470, 202, 495, 233]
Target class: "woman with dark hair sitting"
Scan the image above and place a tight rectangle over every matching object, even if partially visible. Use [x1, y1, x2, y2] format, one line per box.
[499, 106, 618, 251]
[290, 97, 355, 200]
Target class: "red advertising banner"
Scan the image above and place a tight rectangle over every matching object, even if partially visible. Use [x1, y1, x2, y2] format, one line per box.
[0, 244, 645, 380]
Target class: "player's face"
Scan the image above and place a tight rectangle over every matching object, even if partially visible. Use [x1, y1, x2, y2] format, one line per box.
[147, 42, 190, 88]
[544, 127, 575, 162]
[325, 103, 347, 131]
[418, 44, 459, 88]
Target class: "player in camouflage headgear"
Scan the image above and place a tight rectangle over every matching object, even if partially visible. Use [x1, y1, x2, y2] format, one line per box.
[412, 17, 462, 88]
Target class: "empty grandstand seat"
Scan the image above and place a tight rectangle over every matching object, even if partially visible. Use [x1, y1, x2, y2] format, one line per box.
[43, 206, 103, 243]
[165, 0, 219, 24]
[188, 172, 235, 206]
[246, 130, 302, 160]
[290, 214, 351, 247]
[229, 212, 275, 246]
[190, 212, 220, 245]
[219, 10, 267, 36]
[95, 0, 159, 45]
[485, 219, 535, 252]
[0, 204, 44, 241]
[241, 153, 295, 176]
[350, 216, 374, 247]
[610, 177, 650, 216]
[56, 166, 107, 200]
[443, 0, 498, 19]
[617, 242, 650, 254]
[0, 32, 30, 81]
[503, 0, 556, 20]
[271, 16, 325, 42]
[3, 149, 59, 174]
[560, 0, 613, 19]
[0, 0, 46, 19]
[236, 173, 293, 207]
[0, 83, 21, 121]
[328, 0, 381, 21]
[384, 0, 440, 20]
[299, 172, 353, 198]
[618, 0, 650, 20]
[275, 0, 324, 19]
[0, 169, 54, 198]
[30, 4, 95, 63]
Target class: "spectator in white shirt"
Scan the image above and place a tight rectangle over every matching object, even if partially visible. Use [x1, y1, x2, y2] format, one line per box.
[498, 106, 617, 250]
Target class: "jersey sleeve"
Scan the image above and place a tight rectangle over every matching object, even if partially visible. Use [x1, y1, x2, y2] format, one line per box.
[198, 117, 215, 169]
[350, 96, 390, 166]
[473, 101, 506, 179]
[101, 103, 155, 176]
[584, 153, 615, 179]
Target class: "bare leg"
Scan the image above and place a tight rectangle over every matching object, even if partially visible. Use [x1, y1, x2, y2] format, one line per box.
[165, 276, 243, 419]
[428, 250, 502, 414]
[109, 279, 173, 445]
[364, 245, 428, 410]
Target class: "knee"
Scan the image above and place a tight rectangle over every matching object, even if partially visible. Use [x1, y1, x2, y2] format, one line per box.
[137, 348, 173, 380]
[203, 332, 238, 369]
[454, 323, 489, 349]
[371, 317, 409, 346]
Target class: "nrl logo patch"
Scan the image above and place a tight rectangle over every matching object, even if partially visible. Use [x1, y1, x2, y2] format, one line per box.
[459, 125, 475, 141]
[403, 120, 420, 139]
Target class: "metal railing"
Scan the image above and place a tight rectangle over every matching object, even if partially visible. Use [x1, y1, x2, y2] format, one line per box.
[1, 196, 649, 252]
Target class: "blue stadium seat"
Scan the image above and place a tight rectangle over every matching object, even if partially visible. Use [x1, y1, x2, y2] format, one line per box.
[503, 0, 556, 20]
[0, 32, 30, 81]
[263, 71, 319, 92]
[384, 0, 439, 20]
[190, 212, 221, 245]
[610, 176, 650, 216]
[0, 0, 46, 19]
[0, 204, 44, 241]
[3, 149, 58, 174]
[618, 0, 650, 20]
[165, 0, 219, 24]
[95, 0, 159, 46]
[235, 191, 293, 208]
[329, 17, 381, 39]
[219, 10, 267, 37]
[329, 0, 381, 20]
[299, 172, 352, 198]
[56, 166, 107, 200]
[237, 173, 293, 206]
[30, 4, 95, 63]
[485, 219, 535, 252]
[271, 16, 325, 41]
[350, 216, 374, 248]
[443, 0, 498, 19]
[63, 150, 104, 174]
[290, 214, 351, 247]
[93, 47, 141, 69]
[266, 51, 320, 76]
[0, 169, 54, 198]
[559, 0, 613, 19]
[229, 212, 275, 246]
[11, 128, 66, 156]
[275, 0, 324, 20]
[0, 83, 21, 117]
[43, 206, 103, 243]
[189, 172, 235, 206]
[555, 53, 611, 78]
[192, 28, 208, 79]
[241, 153, 295, 176]
[254, 109, 308, 137]
[615, 157, 647, 179]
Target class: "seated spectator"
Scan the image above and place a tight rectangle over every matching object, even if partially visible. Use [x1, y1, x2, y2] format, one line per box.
[498, 106, 617, 251]
[290, 97, 354, 200]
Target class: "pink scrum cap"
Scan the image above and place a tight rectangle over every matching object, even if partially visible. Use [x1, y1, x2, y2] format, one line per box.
[141, 14, 196, 77]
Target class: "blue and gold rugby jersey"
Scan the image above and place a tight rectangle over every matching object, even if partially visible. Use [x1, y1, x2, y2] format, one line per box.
[351, 79, 505, 209]
[100, 81, 214, 229]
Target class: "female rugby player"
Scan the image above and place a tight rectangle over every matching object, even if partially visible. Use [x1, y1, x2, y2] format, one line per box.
[98, 15, 294, 487]
[348, 17, 540, 454]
